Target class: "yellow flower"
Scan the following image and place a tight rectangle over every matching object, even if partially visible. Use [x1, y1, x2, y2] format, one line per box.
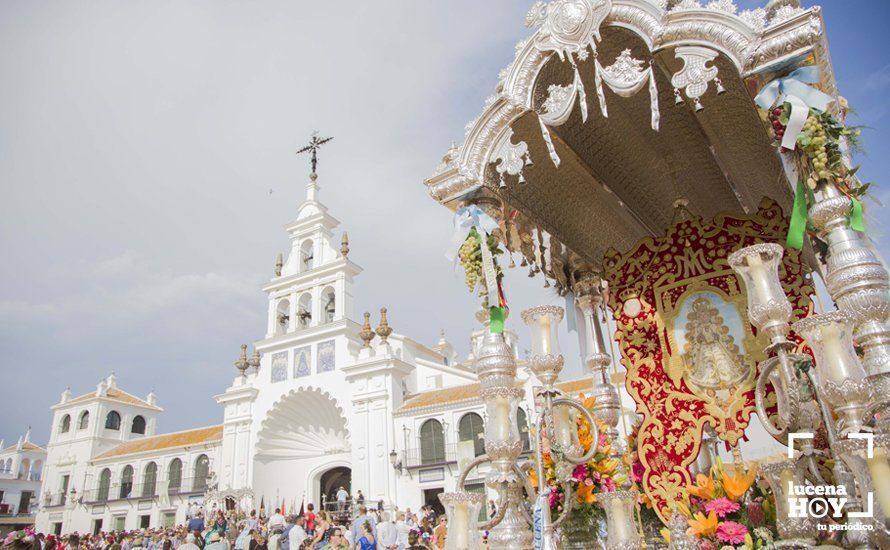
[593, 458, 618, 476]
[660, 528, 671, 544]
[687, 473, 716, 500]
[687, 511, 718, 538]
[528, 469, 538, 488]
[722, 468, 756, 501]
[576, 482, 597, 505]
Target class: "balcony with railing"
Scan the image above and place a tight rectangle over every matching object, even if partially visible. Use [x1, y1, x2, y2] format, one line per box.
[399, 440, 532, 470]
[401, 443, 458, 468]
[82, 476, 209, 504]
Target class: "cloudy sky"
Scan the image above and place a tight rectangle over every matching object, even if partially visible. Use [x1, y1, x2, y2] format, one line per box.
[2, 0, 889, 445]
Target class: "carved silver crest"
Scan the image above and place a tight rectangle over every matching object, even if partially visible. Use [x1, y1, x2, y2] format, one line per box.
[526, 0, 612, 59]
[671, 46, 720, 111]
[493, 128, 532, 187]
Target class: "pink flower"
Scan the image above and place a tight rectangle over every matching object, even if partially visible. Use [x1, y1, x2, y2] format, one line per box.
[572, 464, 588, 481]
[598, 433, 608, 448]
[548, 489, 563, 508]
[584, 478, 594, 487]
[704, 497, 740, 518]
[600, 477, 616, 493]
[715, 521, 748, 545]
[697, 540, 716, 550]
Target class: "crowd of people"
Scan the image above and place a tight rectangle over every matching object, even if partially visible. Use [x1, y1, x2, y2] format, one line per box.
[1, 499, 490, 550]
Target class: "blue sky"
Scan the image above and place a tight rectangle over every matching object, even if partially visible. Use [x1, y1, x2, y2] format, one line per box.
[1, 0, 889, 445]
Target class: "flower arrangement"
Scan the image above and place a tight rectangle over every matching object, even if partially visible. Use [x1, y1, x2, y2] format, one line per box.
[764, 94, 871, 253]
[672, 459, 778, 549]
[527, 395, 626, 532]
[2, 527, 37, 549]
[768, 100, 867, 194]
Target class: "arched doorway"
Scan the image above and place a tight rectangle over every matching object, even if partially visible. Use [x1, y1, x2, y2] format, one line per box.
[254, 387, 350, 513]
[319, 467, 351, 507]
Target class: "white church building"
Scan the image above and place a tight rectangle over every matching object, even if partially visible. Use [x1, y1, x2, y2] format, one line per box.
[35, 171, 607, 535]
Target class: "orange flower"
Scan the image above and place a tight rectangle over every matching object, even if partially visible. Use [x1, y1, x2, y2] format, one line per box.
[576, 482, 596, 505]
[578, 393, 596, 411]
[687, 473, 716, 500]
[528, 469, 539, 488]
[722, 468, 756, 501]
[687, 511, 718, 538]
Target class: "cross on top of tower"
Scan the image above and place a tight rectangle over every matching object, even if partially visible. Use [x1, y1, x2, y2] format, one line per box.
[296, 131, 333, 177]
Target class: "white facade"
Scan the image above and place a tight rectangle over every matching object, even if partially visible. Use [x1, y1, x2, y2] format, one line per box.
[0, 430, 46, 534]
[36, 172, 633, 535]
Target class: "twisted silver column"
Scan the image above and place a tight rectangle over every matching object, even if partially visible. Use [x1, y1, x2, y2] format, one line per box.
[810, 184, 890, 433]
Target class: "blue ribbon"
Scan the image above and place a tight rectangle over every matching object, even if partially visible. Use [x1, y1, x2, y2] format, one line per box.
[754, 66, 835, 151]
[754, 65, 835, 112]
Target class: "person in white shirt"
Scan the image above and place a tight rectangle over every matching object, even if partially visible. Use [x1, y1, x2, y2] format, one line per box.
[268, 508, 286, 532]
[395, 512, 412, 550]
[335, 486, 349, 513]
[376, 512, 399, 550]
[286, 517, 307, 550]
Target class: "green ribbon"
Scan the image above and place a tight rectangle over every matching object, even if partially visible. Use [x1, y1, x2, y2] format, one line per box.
[850, 197, 865, 232]
[489, 306, 505, 334]
[786, 179, 809, 250]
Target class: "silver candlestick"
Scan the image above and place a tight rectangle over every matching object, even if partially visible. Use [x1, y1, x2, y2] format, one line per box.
[809, 183, 890, 433]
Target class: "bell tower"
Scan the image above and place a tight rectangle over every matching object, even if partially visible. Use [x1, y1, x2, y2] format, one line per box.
[265, 171, 361, 338]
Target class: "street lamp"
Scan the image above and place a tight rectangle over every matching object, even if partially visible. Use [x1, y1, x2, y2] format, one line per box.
[389, 450, 403, 473]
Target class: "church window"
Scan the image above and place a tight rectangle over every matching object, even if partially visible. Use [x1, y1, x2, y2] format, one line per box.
[97, 468, 111, 502]
[131, 415, 146, 434]
[300, 240, 315, 271]
[59, 414, 71, 434]
[193, 454, 210, 490]
[517, 407, 531, 452]
[31, 460, 42, 481]
[317, 340, 335, 372]
[293, 346, 311, 377]
[458, 412, 485, 457]
[297, 294, 312, 328]
[78, 411, 89, 430]
[142, 462, 157, 497]
[419, 419, 446, 465]
[119, 465, 134, 499]
[105, 411, 121, 430]
[167, 459, 182, 492]
[321, 287, 336, 323]
[275, 299, 291, 335]
[270, 352, 288, 383]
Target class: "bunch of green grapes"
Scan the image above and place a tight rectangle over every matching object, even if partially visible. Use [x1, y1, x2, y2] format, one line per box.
[458, 228, 482, 291]
[801, 112, 831, 182]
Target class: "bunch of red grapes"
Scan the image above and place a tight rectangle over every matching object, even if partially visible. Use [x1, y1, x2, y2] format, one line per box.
[768, 106, 786, 143]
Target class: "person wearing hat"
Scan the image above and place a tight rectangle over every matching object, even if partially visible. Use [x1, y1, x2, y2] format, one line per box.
[203, 532, 226, 550]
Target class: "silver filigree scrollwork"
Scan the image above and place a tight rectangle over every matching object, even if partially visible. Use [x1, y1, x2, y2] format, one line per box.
[493, 128, 532, 188]
[671, 46, 720, 112]
[526, 0, 612, 58]
[738, 7, 767, 31]
[594, 49, 660, 130]
[706, 0, 737, 14]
